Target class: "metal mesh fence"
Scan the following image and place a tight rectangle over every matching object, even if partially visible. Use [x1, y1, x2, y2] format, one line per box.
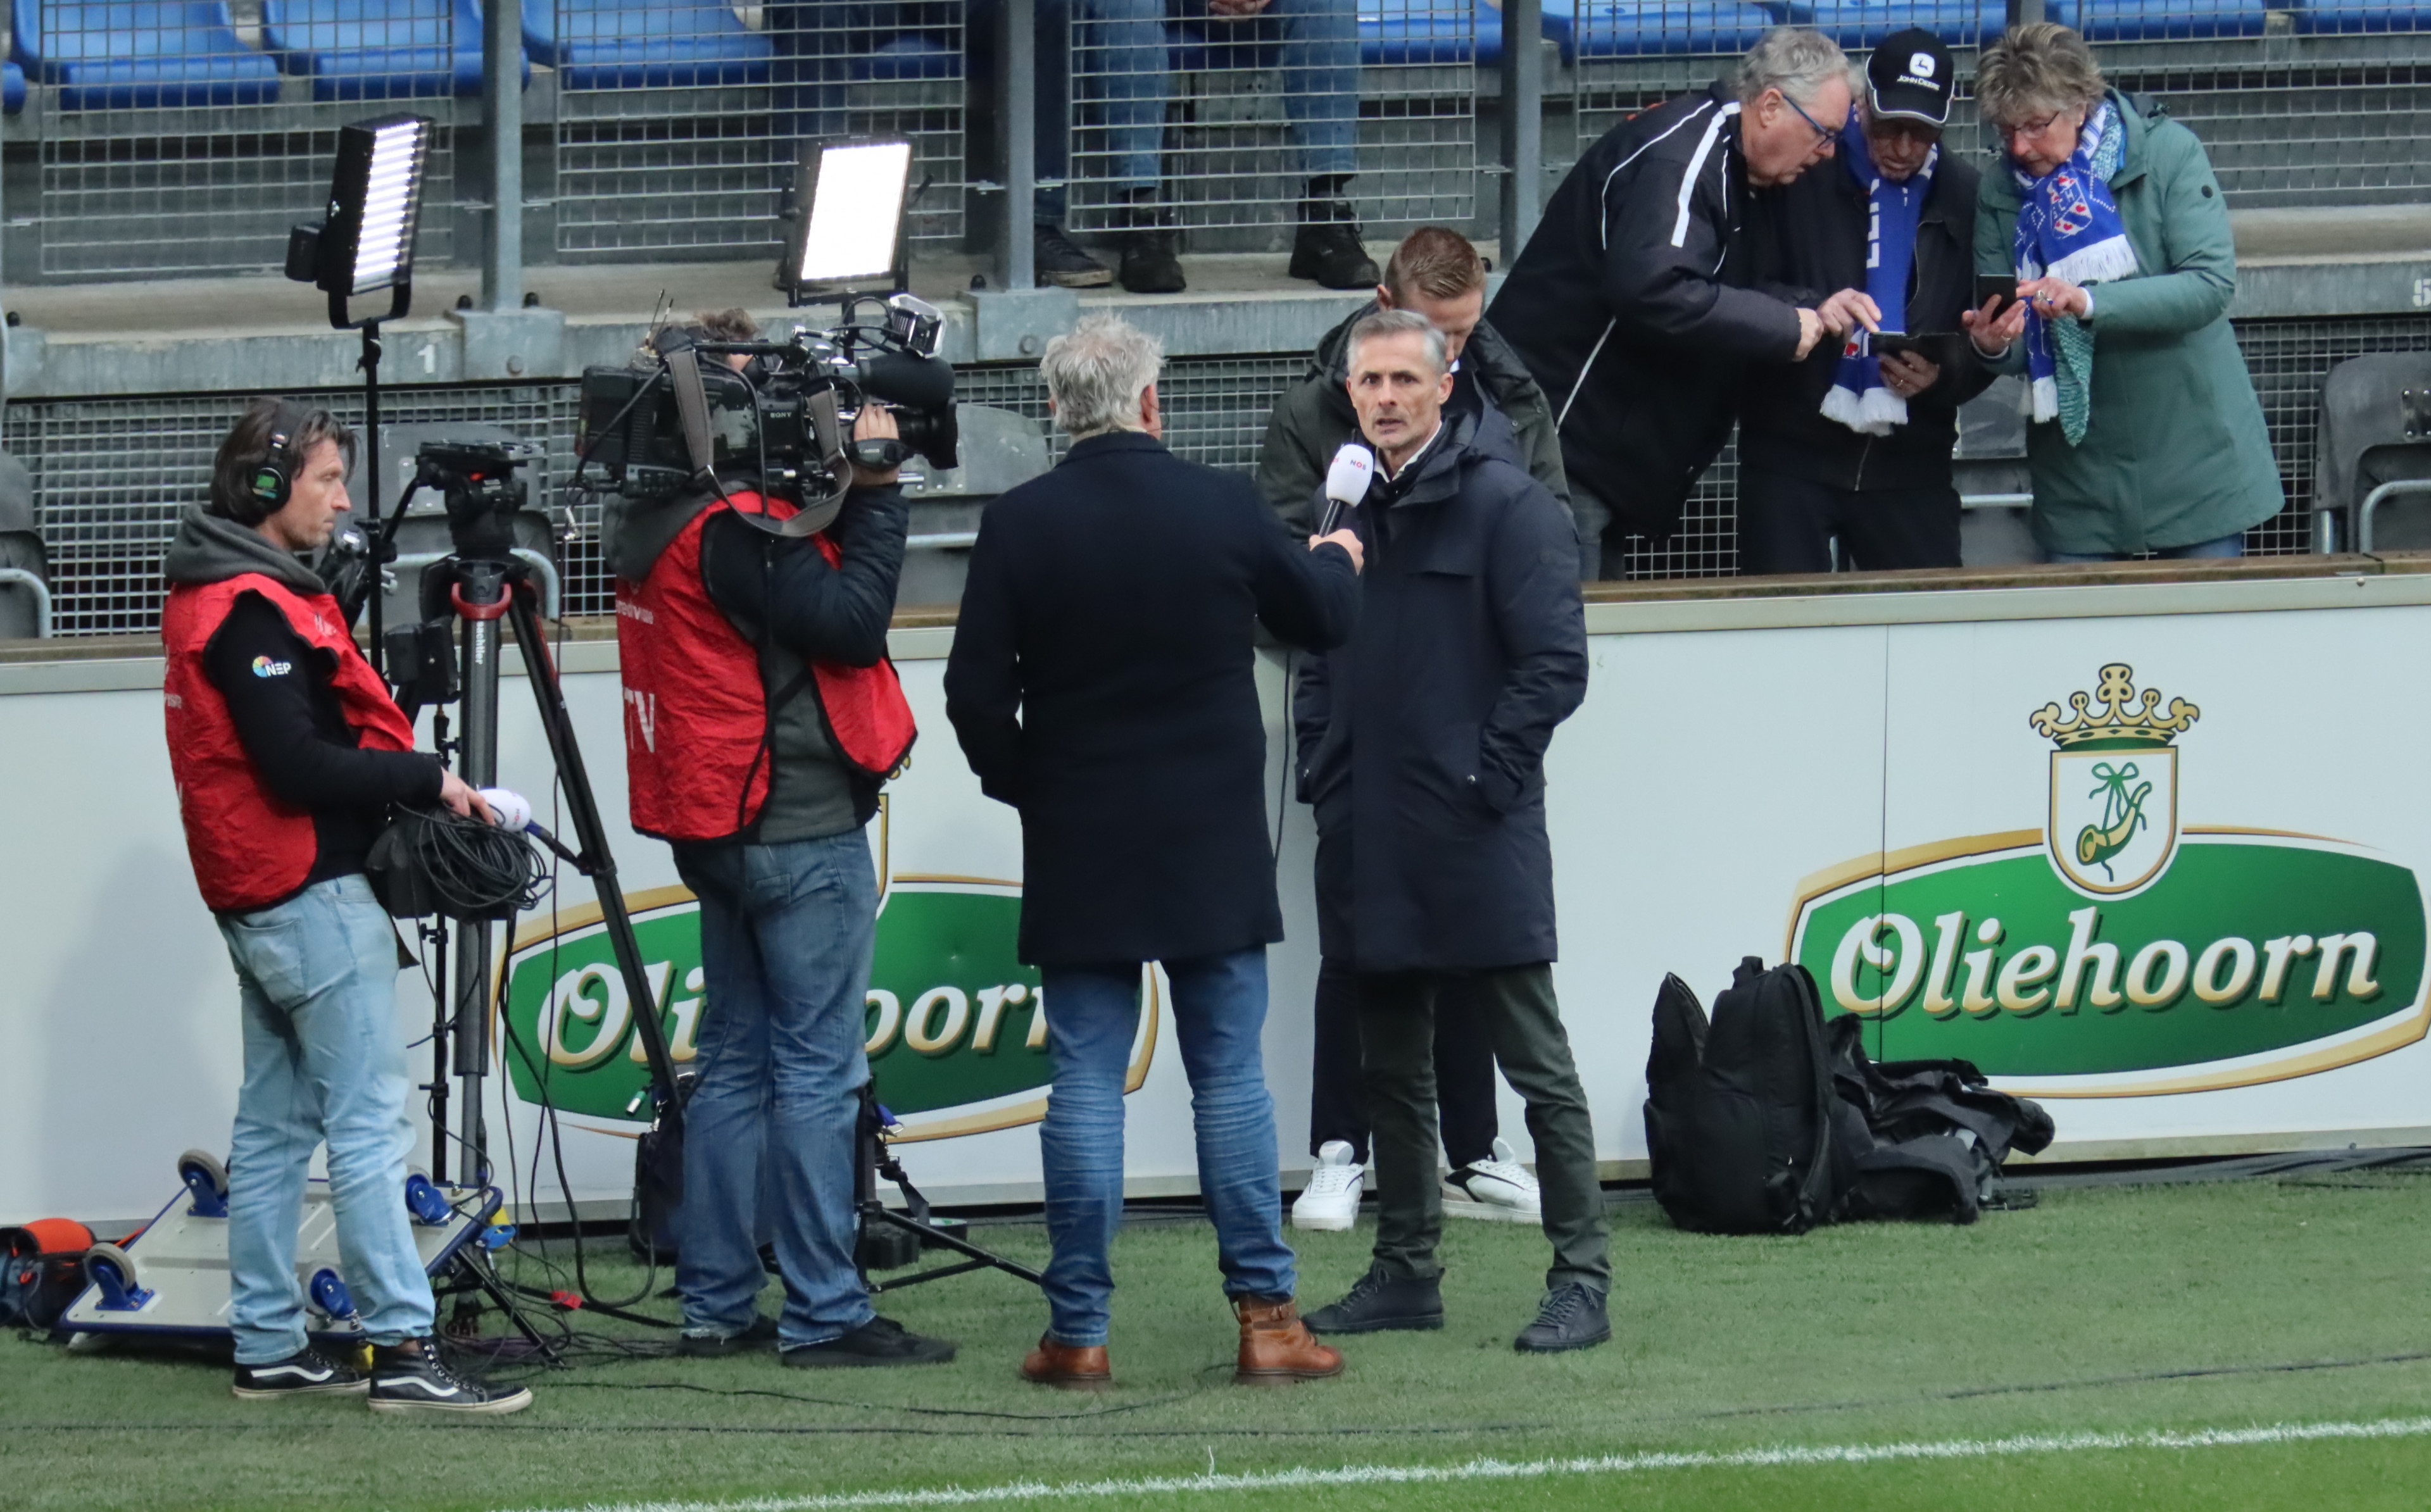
[549, 0, 967, 259]
[1060, 0, 1474, 238]
[28, 0, 462, 278]
[8, 323, 2430, 634]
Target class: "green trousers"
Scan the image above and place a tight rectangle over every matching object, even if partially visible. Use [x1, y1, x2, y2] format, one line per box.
[1355, 964, 1612, 1295]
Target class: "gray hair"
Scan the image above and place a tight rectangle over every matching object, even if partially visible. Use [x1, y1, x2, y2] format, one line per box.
[1735, 27, 1848, 109]
[1040, 313, 1164, 439]
[1345, 308, 1448, 377]
[1975, 22, 2106, 128]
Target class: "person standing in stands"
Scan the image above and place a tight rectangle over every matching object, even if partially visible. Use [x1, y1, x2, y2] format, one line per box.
[1255, 225, 1557, 1232]
[1492, 27, 1872, 578]
[1737, 30, 1992, 573]
[1009, 0, 1380, 294]
[945, 315, 1363, 1387]
[161, 399, 529, 1415]
[1964, 22, 2282, 560]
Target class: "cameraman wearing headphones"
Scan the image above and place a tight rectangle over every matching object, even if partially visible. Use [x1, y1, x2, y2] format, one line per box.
[611, 311, 953, 1368]
[161, 398, 527, 1413]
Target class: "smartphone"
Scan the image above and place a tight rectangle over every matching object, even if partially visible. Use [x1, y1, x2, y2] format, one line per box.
[1975, 273, 2021, 318]
[1872, 332, 1957, 363]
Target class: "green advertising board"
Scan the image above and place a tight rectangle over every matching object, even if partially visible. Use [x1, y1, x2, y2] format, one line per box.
[1787, 665, 2431, 1096]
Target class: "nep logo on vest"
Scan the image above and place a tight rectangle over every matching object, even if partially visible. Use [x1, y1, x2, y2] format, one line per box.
[1787, 664, 2430, 1097]
[250, 656, 292, 677]
[494, 806, 1154, 1138]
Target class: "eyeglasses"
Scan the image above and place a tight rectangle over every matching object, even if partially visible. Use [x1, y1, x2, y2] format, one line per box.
[1998, 109, 2070, 146]
[1777, 88, 1838, 149]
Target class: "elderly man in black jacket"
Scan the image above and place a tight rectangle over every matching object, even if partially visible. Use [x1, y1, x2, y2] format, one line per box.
[1491, 27, 1868, 578]
[945, 313, 1364, 1390]
[1293, 309, 1610, 1354]
[1737, 29, 1993, 573]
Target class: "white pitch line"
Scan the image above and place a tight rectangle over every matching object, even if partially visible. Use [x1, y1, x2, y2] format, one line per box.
[507, 1413, 2431, 1512]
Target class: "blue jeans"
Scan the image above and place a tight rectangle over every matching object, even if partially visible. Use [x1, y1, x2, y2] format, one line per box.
[1037, 947, 1296, 1346]
[671, 830, 879, 1349]
[1028, 0, 1359, 223]
[217, 875, 434, 1365]
[2045, 531, 2246, 564]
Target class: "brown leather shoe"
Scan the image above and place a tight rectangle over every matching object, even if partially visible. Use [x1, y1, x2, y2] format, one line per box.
[1233, 1296, 1344, 1385]
[1020, 1335, 1112, 1390]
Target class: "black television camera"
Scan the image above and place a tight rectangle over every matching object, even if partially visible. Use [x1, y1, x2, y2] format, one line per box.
[575, 292, 955, 528]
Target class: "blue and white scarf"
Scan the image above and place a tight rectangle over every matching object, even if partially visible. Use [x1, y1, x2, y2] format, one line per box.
[1821, 114, 1935, 436]
[2011, 98, 2138, 443]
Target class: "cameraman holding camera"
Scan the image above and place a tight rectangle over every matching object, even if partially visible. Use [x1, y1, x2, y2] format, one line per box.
[162, 398, 528, 1413]
[610, 313, 953, 1368]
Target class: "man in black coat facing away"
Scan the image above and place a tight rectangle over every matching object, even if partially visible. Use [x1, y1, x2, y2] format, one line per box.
[1490, 27, 1868, 578]
[1294, 309, 1611, 1354]
[1737, 29, 1992, 573]
[945, 313, 1364, 1389]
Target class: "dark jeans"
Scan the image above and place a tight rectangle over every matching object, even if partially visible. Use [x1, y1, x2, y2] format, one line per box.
[1357, 965, 1610, 1295]
[1735, 462, 1961, 575]
[1309, 956, 1497, 1168]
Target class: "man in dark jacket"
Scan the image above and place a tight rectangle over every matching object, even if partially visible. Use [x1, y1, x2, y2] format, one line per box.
[1293, 310, 1609, 1354]
[611, 315, 953, 1370]
[1255, 225, 1556, 1236]
[1491, 27, 1868, 578]
[944, 313, 1362, 1389]
[1737, 29, 1992, 573]
[161, 399, 528, 1415]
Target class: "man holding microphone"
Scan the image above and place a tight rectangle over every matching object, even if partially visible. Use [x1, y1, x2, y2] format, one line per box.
[1295, 311, 1609, 1353]
[163, 398, 529, 1413]
[946, 313, 1362, 1387]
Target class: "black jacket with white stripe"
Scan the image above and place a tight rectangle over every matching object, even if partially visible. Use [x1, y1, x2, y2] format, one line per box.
[1490, 84, 1806, 554]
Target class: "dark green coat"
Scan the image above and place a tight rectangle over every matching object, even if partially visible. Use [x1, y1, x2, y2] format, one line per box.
[1975, 92, 2284, 555]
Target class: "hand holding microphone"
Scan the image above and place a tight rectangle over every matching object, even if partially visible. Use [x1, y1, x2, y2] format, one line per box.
[1312, 442, 1374, 573]
[479, 787, 534, 832]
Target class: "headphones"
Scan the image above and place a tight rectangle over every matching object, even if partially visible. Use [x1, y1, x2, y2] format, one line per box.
[248, 401, 308, 510]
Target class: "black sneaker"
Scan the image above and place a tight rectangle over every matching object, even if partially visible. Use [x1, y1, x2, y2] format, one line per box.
[780, 1315, 957, 1368]
[1116, 228, 1186, 294]
[678, 1313, 779, 1357]
[1290, 209, 1380, 289]
[232, 1346, 368, 1399]
[1035, 224, 1113, 289]
[369, 1337, 534, 1415]
[1302, 1265, 1444, 1335]
[1514, 1282, 1611, 1354]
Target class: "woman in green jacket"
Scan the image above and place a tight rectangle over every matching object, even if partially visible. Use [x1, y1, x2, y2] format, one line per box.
[1963, 23, 2283, 561]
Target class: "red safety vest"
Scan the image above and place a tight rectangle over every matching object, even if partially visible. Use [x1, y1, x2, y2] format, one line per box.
[161, 574, 418, 915]
[617, 492, 917, 844]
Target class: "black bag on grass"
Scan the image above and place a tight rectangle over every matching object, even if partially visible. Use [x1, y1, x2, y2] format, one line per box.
[1645, 959, 2054, 1232]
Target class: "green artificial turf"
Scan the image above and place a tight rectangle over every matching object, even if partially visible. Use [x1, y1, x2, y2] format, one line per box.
[7, 1172, 2431, 1512]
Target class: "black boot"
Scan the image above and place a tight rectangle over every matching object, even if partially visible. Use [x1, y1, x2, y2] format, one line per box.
[1290, 194, 1379, 290]
[1514, 1282, 1611, 1354]
[1114, 194, 1186, 295]
[1302, 1263, 1444, 1334]
[1034, 223, 1113, 289]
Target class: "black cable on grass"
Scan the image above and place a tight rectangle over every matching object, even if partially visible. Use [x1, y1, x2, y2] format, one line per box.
[544, 1378, 1209, 1421]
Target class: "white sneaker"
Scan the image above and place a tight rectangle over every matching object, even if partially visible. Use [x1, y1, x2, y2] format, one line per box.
[1291, 1140, 1364, 1231]
[1443, 1138, 1542, 1221]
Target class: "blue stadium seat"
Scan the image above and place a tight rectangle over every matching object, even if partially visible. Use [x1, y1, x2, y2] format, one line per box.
[1570, 0, 1778, 57]
[855, 32, 960, 78]
[3, 60, 22, 113]
[2298, 0, 2431, 33]
[2072, 0, 2265, 38]
[1796, 0, 2029, 46]
[522, 0, 774, 89]
[14, 2, 282, 109]
[1360, 0, 1576, 67]
[263, 0, 527, 100]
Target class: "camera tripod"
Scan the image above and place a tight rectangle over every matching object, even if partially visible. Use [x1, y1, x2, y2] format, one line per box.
[853, 1086, 1043, 1294]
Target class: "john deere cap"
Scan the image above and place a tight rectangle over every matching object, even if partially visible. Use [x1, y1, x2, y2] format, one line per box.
[1868, 29, 1955, 127]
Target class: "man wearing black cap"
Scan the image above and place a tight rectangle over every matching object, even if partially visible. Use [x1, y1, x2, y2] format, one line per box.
[1737, 29, 1995, 575]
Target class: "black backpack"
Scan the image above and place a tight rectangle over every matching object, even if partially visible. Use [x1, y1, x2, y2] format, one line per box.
[1645, 958, 2055, 1234]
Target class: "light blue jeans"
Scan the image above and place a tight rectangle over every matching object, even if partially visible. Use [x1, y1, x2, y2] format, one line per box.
[217, 875, 434, 1365]
[2046, 530, 2246, 564]
[671, 830, 879, 1350]
[1037, 947, 1297, 1346]
[1029, 0, 1360, 223]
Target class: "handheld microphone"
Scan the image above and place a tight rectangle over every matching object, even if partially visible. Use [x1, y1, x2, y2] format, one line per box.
[1317, 442, 1375, 537]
